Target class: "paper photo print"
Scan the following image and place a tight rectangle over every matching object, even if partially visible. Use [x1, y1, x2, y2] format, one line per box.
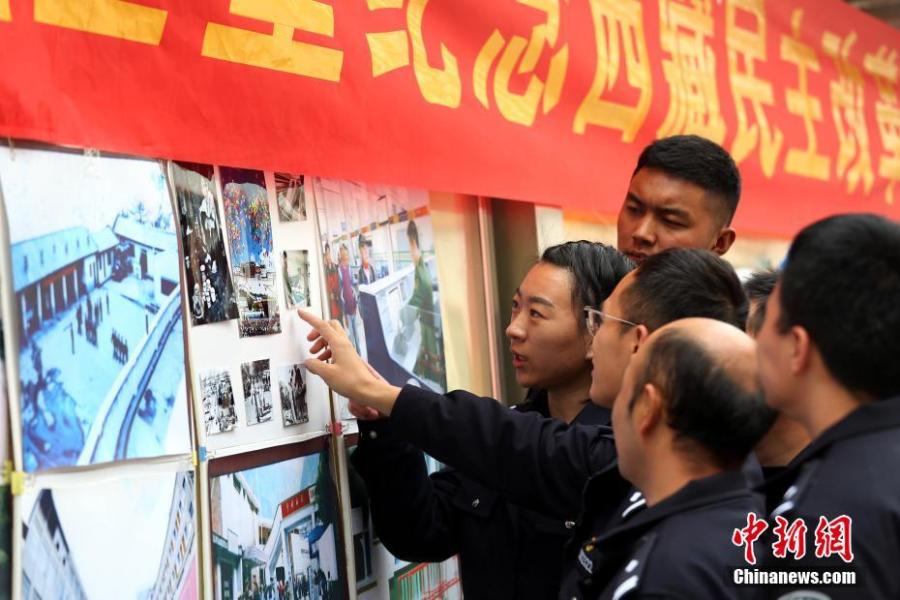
[275, 173, 307, 222]
[281, 250, 311, 308]
[0, 145, 191, 472]
[277, 363, 308, 426]
[314, 179, 447, 393]
[171, 162, 238, 326]
[199, 368, 238, 436]
[209, 442, 347, 600]
[241, 359, 273, 426]
[21, 470, 199, 600]
[220, 167, 280, 338]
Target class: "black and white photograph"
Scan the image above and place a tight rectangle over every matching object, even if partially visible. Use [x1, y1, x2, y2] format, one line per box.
[0, 145, 191, 473]
[281, 250, 311, 308]
[241, 359, 273, 426]
[278, 363, 309, 426]
[199, 368, 238, 436]
[275, 172, 307, 222]
[171, 161, 238, 326]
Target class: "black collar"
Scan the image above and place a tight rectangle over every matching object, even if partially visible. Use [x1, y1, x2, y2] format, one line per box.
[518, 389, 610, 425]
[598, 470, 751, 545]
[762, 395, 900, 493]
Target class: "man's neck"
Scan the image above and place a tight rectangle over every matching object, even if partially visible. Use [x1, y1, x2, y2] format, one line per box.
[796, 378, 868, 440]
[755, 414, 810, 467]
[638, 453, 722, 507]
[546, 375, 592, 424]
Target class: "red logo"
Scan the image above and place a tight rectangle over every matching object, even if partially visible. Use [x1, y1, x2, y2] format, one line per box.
[732, 513, 769, 565]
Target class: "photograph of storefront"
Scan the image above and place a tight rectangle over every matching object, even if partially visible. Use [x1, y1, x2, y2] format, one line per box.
[0, 146, 191, 472]
[210, 446, 345, 600]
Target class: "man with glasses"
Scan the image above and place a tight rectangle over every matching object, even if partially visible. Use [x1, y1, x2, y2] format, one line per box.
[300, 248, 755, 598]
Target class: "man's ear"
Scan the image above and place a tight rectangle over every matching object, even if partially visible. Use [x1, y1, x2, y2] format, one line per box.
[631, 324, 651, 354]
[790, 325, 812, 376]
[712, 227, 736, 256]
[634, 382, 663, 436]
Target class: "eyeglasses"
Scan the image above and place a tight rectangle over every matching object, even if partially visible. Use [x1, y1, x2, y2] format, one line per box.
[583, 306, 639, 336]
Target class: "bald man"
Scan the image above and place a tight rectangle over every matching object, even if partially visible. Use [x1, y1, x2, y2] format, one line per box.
[592, 319, 770, 599]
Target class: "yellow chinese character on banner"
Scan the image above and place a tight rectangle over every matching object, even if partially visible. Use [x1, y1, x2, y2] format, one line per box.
[202, 0, 343, 82]
[780, 9, 830, 181]
[34, 0, 167, 45]
[726, 0, 782, 178]
[573, 0, 651, 142]
[472, 0, 569, 126]
[656, 0, 725, 143]
[365, 0, 461, 108]
[822, 31, 873, 194]
[1, 0, 10, 22]
[864, 45, 900, 204]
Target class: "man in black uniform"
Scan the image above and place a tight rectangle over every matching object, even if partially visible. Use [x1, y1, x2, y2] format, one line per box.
[755, 214, 900, 599]
[300, 248, 755, 597]
[584, 318, 770, 599]
[350, 242, 633, 599]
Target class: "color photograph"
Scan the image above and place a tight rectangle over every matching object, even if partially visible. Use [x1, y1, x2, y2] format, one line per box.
[21, 471, 198, 600]
[220, 167, 280, 338]
[0, 146, 191, 472]
[241, 359, 273, 427]
[275, 173, 307, 222]
[278, 363, 309, 427]
[209, 443, 346, 600]
[314, 179, 447, 393]
[198, 368, 238, 436]
[171, 161, 238, 326]
[282, 250, 311, 309]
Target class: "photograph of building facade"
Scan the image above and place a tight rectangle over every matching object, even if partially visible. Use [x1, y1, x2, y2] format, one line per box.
[149, 472, 199, 600]
[210, 448, 345, 600]
[0, 146, 191, 472]
[21, 470, 198, 599]
[21, 490, 87, 600]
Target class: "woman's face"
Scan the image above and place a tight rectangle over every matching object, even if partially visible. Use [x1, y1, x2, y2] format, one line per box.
[506, 262, 593, 391]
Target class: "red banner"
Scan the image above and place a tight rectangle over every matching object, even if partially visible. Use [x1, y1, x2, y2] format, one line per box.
[0, 0, 898, 236]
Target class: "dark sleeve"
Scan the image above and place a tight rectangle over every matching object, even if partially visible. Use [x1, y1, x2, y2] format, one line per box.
[351, 418, 461, 562]
[389, 385, 617, 517]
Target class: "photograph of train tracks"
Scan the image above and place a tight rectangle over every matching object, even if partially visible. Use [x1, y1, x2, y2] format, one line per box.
[0, 144, 192, 472]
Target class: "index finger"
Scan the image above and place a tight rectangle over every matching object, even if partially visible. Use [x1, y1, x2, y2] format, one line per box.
[297, 308, 340, 345]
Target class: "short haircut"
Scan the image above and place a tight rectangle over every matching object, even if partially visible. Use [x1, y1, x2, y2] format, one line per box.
[778, 213, 900, 400]
[407, 219, 419, 247]
[540, 241, 635, 327]
[631, 328, 773, 469]
[621, 248, 748, 332]
[743, 269, 778, 335]
[633, 135, 741, 225]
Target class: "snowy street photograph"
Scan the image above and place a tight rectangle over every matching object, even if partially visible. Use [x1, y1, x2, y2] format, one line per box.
[0, 146, 191, 472]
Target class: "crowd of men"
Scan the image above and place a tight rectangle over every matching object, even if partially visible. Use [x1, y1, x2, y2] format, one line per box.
[298, 135, 900, 599]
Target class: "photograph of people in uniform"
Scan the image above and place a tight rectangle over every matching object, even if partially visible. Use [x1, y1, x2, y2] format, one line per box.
[171, 161, 238, 326]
